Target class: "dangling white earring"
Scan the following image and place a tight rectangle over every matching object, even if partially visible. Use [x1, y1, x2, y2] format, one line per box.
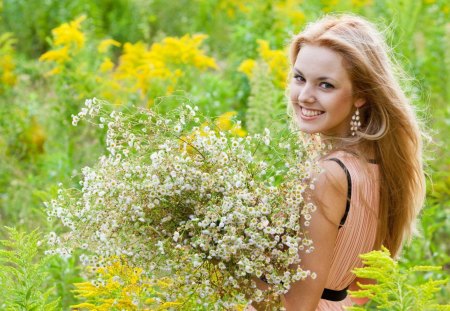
[350, 108, 361, 136]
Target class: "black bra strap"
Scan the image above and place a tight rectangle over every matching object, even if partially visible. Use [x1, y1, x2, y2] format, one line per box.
[259, 276, 349, 302]
[327, 158, 351, 227]
[321, 286, 349, 301]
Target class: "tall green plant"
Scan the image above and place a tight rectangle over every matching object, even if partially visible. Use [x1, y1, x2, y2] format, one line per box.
[245, 61, 288, 135]
[347, 247, 450, 311]
[0, 227, 59, 310]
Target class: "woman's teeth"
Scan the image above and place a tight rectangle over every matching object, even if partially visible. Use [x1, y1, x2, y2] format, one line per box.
[301, 107, 324, 117]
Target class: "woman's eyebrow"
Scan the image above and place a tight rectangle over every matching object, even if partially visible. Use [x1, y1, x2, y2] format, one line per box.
[293, 68, 337, 82]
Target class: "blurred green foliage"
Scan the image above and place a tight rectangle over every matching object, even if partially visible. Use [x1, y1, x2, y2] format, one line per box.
[0, 0, 449, 308]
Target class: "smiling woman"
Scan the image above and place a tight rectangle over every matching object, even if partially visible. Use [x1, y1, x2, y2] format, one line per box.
[247, 13, 426, 311]
[290, 45, 365, 137]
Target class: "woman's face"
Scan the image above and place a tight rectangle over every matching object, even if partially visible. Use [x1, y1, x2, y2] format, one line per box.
[290, 44, 364, 136]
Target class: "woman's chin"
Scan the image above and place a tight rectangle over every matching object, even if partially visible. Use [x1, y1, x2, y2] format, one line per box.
[296, 122, 320, 134]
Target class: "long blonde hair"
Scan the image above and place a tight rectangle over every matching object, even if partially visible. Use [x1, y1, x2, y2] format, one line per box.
[289, 14, 426, 257]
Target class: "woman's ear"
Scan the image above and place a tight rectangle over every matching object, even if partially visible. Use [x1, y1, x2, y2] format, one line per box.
[354, 98, 366, 108]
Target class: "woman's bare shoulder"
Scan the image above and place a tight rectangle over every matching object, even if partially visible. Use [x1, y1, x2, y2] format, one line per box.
[310, 158, 349, 227]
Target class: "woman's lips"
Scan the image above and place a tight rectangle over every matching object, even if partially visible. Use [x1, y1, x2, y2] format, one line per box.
[300, 107, 325, 120]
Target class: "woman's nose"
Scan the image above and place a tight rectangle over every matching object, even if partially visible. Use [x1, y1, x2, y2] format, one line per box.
[298, 84, 316, 104]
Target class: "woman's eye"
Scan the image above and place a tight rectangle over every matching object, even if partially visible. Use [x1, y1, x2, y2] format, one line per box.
[294, 75, 305, 82]
[320, 82, 334, 89]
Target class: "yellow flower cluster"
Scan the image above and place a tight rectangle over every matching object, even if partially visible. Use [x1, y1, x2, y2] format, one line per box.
[238, 39, 289, 89]
[52, 15, 86, 49]
[217, 0, 250, 18]
[351, 0, 373, 7]
[38, 16, 218, 105]
[39, 15, 86, 75]
[72, 257, 181, 310]
[0, 32, 17, 91]
[97, 38, 121, 54]
[100, 34, 218, 105]
[180, 110, 246, 155]
[274, 0, 306, 29]
[215, 111, 247, 137]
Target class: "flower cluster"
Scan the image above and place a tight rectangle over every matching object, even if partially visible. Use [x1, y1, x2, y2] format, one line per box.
[38, 16, 218, 106]
[39, 15, 86, 75]
[0, 32, 17, 91]
[105, 34, 218, 103]
[46, 97, 323, 308]
[72, 256, 182, 310]
[238, 40, 289, 89]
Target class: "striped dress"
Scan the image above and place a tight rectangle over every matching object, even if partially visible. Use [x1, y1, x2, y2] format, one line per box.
[316, 151, 380, 310]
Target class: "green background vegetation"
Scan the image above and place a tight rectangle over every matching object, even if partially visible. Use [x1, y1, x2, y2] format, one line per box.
[0, 0, 448, 309]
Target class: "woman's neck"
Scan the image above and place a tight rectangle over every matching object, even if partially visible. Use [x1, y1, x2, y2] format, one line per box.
[322, 136, 376, 160]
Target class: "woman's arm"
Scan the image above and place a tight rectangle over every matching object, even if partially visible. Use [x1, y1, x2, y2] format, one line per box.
[281, 159, 348, 311]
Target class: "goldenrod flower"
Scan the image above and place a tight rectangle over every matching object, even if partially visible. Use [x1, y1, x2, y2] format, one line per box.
[230, 125, 247, 137]
[98, 38, 121, 53]
[0, 55, 16, 86]
[213, 112, 247, 137]
[43, 67, 62, 77]
[157, 301, 183, 309]
[257, 40, 289, 88]
[99, 57, 115, 72]
[321, 0, 340, 12]
[109, 35, 217, 100]
[0, 33, 17, 89]
[351, 0, 373, 7]
[72, 257, 181, 310]
[218, 0, 250, 18]
[39, 46, 70, 63]
[1, 69, 16, 86]
[52, 15, 86, 49]
[151, 34, 218, 70]
[215, 111, 237, 131]
[238, 59, 256, 78]
[239, 40, 288, 89]
[274, 0, 306, 28]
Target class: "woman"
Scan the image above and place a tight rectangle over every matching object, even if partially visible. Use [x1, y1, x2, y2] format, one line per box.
[248, 14, 425, 310]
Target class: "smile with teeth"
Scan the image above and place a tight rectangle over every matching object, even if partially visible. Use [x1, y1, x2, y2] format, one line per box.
[301, 107, 325, 117]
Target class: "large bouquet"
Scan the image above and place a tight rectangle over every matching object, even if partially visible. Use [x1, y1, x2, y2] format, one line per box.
[46, 98, 323, 309]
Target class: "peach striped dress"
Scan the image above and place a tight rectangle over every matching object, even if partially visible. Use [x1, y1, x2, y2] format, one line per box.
[316, 151, 380, 310]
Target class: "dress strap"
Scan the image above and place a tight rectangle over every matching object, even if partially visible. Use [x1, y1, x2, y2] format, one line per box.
[327, 158, 351, 227]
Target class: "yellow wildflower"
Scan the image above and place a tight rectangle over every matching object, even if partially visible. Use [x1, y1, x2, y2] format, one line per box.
[1, 69, 16, 86]
[110, 34, 217, 101]
[238, 40, 288, 88]
[257, 40, 289, 88]
[218, 0, 250, 18]
[214, 112, 247, 137]
[274, 0, 306, 28]
[38, 16, 86, 76]
[0, 55, 16, 86]
[0, 33, 17, 89]
[98, 38, 121, 53]
[321, 0, 340, 12]
[99, 57, 115, 72]
[238, 59, 256, 78]
[215, 111, 237, 131]
[151, 34, 218, 70]
[52, 15, 86, 49]
[39, 46, 70, 63]
[44, 67, 62, 77]
[230, 125, 247, 137]
[351, 0, 373, 7]
[158, 301, 183, 309]
[72, 257, 181, 310]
